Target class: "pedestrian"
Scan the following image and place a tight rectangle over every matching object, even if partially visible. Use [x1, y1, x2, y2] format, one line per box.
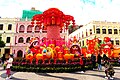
[104, 61, 109, 79]
[80, 54, 86, 73]
[91, 53, 96, 70]
[104, 62, 115, 80]
[108, 64, 115, 80]
[5, 54, 13, 80]
[1, 54, 5, 65]
[97, 53, 102, 71]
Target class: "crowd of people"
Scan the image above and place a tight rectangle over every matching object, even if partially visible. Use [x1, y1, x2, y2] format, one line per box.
[79, 53, 115, 80]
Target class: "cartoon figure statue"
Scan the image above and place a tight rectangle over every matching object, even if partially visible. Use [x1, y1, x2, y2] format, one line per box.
[29, 37, 41, 55]
[70, 45, 81, 58]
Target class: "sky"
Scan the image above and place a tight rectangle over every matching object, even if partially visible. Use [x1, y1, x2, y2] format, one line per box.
[0, 0, 120, 25]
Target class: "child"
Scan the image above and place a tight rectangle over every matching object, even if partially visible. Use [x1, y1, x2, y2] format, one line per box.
[5, 54, 13, 80]
[104, 62, 115, 80]
[108, 64, 115, 80]
[104, 62, 109, 79]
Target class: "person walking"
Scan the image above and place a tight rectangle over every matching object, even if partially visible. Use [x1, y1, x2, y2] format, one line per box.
[97, 53, 102, 71]
[91, 53, 96, 70]
[80, 54, 86, 73]
[1, 54, 5, 65]
[5, 54, 13, 80]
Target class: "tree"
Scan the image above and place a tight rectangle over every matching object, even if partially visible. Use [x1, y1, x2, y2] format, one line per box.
[0, 35, 5, 48]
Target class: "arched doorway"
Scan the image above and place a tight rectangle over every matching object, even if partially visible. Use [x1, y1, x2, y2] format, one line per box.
[17, 50, 23, 57]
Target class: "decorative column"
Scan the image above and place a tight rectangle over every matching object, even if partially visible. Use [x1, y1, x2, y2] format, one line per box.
[100, 26, 102, 34]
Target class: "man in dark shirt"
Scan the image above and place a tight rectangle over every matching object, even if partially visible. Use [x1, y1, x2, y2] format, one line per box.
[97, 53, 102, 70]
[91, 53, 96, 70]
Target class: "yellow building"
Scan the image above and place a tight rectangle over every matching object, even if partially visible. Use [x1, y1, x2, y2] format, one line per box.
[69, 20, 120, 47]
[0, 18, 20, 57]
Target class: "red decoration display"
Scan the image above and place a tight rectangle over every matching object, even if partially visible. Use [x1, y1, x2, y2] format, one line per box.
[31, 8, 75, 40]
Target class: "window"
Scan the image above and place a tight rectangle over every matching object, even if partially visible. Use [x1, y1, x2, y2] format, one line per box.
[8, 24, 12, 30]
[90, 29, 92, 34]
[114, 29, 118, 34]
[99, 40, 102, 43]
[111, 40, 114, 45]
[102, 29, 106, 34]
[116, 40, 119, 45]
[18, 37, 24, 43]
[96, 28, 100, 34]
[26, 37, 30, 43]
[86, 29, 88, 36]
[35, 25, 40, 33]
[6, 37, 10, 43]
[108, 29, 112, 34]
[82, 32, 84, 38]
[27, 25, 32, 33]
[119, 28, 120, 34]
[19, 25, 25, 33]
[0, 24, 3, 30]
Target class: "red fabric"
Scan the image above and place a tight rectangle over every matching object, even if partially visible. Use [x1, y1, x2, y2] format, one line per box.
[80, 58, 83, 65]
[6, 68, 11, 75]
[47, 26, 60, 40]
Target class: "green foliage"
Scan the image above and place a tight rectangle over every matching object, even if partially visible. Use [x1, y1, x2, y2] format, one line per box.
[0, 35, 5, 48]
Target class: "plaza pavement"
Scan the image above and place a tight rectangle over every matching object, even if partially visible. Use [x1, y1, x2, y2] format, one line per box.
[0, 64, 120, 80]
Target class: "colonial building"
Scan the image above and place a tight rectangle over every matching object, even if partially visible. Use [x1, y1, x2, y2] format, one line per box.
[69, 20, 120, 47]
[12, 19, 68, 58]
[0, 18, 20, 57]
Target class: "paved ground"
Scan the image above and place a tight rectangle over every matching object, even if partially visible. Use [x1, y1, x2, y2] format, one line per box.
[0, 64, 120, 80]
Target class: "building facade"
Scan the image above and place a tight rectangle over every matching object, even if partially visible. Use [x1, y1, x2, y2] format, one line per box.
[0, 18, 20, 57]
[69, 21, 120, 47]
[12, 19, 68, 58]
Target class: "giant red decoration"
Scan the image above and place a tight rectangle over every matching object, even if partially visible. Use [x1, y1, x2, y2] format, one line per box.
[31, 8, 75, 40]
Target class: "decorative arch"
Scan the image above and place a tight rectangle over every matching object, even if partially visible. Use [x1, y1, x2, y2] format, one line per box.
[17, 50, 23, 57]
[19, 25, 25, 33]
[27, 25, 32, 33]
[35, 25, 40, 33]
[26, 37, 30, 43]
[18, 37, 24, 43]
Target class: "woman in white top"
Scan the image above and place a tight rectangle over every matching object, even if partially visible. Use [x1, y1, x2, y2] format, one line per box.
[5, 54, 13, 80]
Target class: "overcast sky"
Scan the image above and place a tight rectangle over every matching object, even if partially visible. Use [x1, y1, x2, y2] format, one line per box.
[0, 0, 120, 25]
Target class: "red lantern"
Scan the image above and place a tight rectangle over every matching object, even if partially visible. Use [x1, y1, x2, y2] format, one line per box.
[36, 18, 40, 21]
[36, 21, 40, 24]
[31, 21, 34, 24]
[47, 18, 50, 25]
[43, 18, 47, 26]
[31, 25, 34, 27]
[57, 17, 61, 25]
